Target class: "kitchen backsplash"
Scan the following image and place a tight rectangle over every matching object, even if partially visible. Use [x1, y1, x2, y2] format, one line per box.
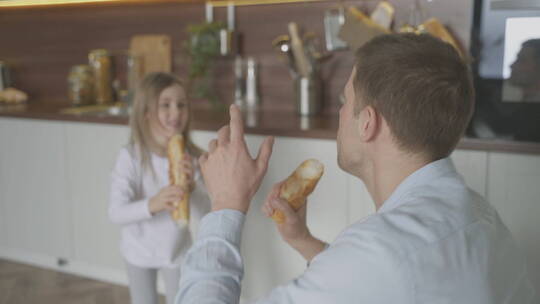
[0, 0, 473, 113]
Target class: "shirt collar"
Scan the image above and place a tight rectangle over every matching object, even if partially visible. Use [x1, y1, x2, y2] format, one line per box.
[377, 157, 457, 213]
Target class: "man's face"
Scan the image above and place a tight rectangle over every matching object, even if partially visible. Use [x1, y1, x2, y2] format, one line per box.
[337, 69, 363, 175]
[510, 46, 540, 87]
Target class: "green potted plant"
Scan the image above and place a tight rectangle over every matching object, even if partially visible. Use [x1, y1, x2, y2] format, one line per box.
[185, 21, 225, 110]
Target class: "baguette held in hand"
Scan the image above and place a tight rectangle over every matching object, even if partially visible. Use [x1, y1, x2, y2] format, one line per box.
[168, 134, 189, 224]
[272, 159, 324, 223]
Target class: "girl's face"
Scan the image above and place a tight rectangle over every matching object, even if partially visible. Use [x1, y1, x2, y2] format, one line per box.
[148, 84, 189, 142]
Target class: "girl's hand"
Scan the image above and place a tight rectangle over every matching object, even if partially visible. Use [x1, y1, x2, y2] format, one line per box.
[149, 185, 184, 215]
[180, 154, 196, 193]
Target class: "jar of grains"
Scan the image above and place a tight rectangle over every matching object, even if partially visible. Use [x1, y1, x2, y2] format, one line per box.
[67, 64, 95, 106]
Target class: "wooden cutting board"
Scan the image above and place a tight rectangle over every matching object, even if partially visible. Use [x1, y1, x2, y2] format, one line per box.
[129, 34, 172, 74]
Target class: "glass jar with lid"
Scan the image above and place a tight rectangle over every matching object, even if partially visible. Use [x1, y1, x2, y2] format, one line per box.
[67, 64, 95, 106]
[89, 48, 114, 104]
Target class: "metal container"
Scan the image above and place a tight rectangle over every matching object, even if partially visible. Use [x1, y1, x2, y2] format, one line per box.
[324, 6, 348, 51]
[233, 55, 245, 108]
[68, 64, 95, 106]
[294, 75, 322, 116]
[88, 49, 114, 104]
[0, 61, 11, 91]
[245, 57, 260, 109]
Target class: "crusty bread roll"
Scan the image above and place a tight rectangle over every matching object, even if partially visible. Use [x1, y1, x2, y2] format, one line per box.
[168, 134, 189, 224]
[0, 87, 28, 104]
[272, 159, 324, 223]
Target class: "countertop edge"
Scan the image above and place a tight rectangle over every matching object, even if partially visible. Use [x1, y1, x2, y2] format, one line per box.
[1, 109, 539, 155]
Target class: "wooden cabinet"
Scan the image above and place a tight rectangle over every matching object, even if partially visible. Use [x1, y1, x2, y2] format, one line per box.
[0, 118, 71, 261]
[0, 119, 7, 249]
[247, 135, 349, 300]
[347, 175, 375, 223]
[487, 152, 540, 291]
[451, 150, 488, 197]
[63, 122, 129, 273]
[0, 118, 537, 297]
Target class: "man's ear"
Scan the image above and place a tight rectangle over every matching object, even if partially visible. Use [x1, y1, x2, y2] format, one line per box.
[358, 105, 380, 142]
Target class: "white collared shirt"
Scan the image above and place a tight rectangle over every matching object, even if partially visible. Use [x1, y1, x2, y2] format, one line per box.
[108, 145, 211, 268]
[176, 158, 536, 303]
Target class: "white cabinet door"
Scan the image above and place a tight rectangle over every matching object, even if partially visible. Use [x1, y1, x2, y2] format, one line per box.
[451, 150, 488, 197]
[64, 122, 129, 271]
[347, 175, 375, 224]
[247, 136, 350, 301]
[0, 118, 71, 259]
[0, 119, 10, 248]
[487, 152, 540, 292]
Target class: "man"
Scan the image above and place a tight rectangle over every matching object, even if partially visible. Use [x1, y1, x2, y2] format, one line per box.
[175, 34, 536, 303]
[507, 39, 540, 102]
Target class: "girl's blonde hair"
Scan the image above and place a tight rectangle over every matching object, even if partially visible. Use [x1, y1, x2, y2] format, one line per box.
[129, 72, 203, 174]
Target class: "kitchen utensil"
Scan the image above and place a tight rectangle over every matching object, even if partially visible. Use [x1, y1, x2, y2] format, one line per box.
[234, 55, 245, 108]
[303, 32, 333, 72]
[294, 74, 322, 116]
[324, 5, 348, 51]
[245, 57, 260, 109]
[207, 2, 237, 56]
[272, 35, 297, 77]
[288, 22, 311, 77]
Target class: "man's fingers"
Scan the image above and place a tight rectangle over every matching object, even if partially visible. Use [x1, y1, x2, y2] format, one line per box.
[208, 139, 217, 153]
[229, 104, 245, 143]
[217, 125, 230, 145]
[256, 136, 275, 170]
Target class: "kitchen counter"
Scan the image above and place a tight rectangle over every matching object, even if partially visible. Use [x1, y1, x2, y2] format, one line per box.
[1, 103, 539, 155]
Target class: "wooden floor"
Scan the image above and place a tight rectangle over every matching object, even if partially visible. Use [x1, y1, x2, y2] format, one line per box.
[0, 259, 164, 304]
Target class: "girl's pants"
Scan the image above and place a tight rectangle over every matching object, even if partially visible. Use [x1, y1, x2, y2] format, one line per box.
[125, 261, 181, 304]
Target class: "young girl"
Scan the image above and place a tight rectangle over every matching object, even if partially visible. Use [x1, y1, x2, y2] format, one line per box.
[109, 72, 211, 304]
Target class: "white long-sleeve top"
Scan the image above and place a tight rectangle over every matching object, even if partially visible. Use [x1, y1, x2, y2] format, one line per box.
[176, 158, 537, 303]
[109, 145, 211, 269]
